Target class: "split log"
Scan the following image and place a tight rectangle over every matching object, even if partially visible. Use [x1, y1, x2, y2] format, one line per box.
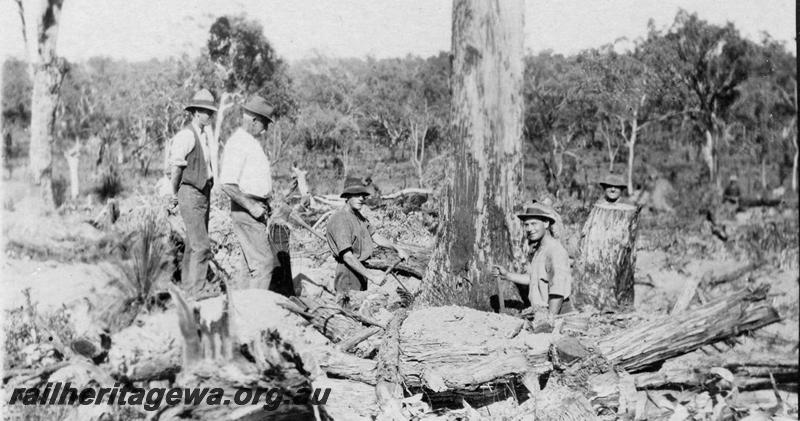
[597, 284, 780, 372]
[573, 202, 641, 311]
[633, 359, 799, 390]
[317, 349, 378, 385]
[398, 306, 552, 403]
[672, 261, 765, 313]
[375, 308, 409, 418]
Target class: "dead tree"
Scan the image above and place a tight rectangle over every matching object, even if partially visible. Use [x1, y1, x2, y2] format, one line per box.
[418, 0, 525, 310]
[573, 202, 641, 310]
[17, 0, 70, 209]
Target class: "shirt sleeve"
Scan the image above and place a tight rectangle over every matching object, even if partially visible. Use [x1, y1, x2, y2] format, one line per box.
[218, 135, 245, 185]
[326, 213, 354, 259]
[547, 245, 572, 299]
[169, 129, 194, 167]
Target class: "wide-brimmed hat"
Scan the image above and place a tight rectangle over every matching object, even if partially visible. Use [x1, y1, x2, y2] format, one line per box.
[243, 96, 275, 123]
[340, 176, 370, 198]
[184, 89, 218, 113]
[515, 202, 558, 223]
[599, 173, 627, 189]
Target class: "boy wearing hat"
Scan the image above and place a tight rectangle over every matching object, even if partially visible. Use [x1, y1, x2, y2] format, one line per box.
[326, 177, 408, 297]
[598, 173, 628, 205]
[219, 96, 282, 291]
[493, 202, 574, 315]
[169, 89, 218, 296]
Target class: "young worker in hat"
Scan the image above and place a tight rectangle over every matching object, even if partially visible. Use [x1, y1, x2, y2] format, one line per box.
[169, 88, 218, 296]
[598, 173, 628, 205]
[219, 96, 284, 291]
[325, 177, 409, 297]
[493, 202, 574, 315]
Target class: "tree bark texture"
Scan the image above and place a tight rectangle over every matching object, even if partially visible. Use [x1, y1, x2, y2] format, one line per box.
[596, 284, 779, 372]
[28, 0, 68, 208]
[418, 0, 524, 310]
[573, 202, 640, 310]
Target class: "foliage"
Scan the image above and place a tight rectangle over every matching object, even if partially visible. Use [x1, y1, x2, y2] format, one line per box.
[2, 58, 32, 125]
[4, 290, 75, 369]
[112, 209, 171, 312]
[92, 167, 124, 202]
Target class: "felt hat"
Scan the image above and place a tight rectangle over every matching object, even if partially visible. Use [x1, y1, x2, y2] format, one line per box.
[184, 89, 218, 113]
[243, 96, 275, 123]
[515, 202, 558, 224]
[340, 176, 370, 198]
[599, 173, 627, 189]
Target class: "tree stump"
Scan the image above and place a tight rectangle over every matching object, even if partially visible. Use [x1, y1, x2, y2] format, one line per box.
[573, 202, 641, 311]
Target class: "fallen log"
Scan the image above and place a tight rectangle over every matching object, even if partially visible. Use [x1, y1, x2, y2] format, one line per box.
[287, 295, 377, 344]
[634, 359, 799, 390]
[399, 306, 552, 397]
[375, 308, 409, 418]
[365, 245, 431, 279]
[597, 284, 780, 372]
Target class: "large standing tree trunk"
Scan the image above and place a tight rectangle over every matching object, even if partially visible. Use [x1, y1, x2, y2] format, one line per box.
[417, 0, 524, 310]
[573, 202, 640, 311]
[26, 0, 69, 209]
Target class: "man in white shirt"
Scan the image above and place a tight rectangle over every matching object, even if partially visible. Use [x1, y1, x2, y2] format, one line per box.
[169, 89, 217, 297]
[220, 96, 280, 290]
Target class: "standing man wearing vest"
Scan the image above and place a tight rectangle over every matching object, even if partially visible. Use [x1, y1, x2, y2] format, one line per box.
[219, 97, 279, 291]
[169, 89, 218, 297]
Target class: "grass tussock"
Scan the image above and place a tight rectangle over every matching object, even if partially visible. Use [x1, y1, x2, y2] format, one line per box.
[93, 167, 124, 202]
[111, 209, 171, 316]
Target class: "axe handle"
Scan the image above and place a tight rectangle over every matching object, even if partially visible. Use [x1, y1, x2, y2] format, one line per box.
[496, 275, 506, 313]
[376, 258, 404, 286]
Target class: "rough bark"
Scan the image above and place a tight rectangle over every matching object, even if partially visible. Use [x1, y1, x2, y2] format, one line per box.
[287, 296, 369, 343]
[596, 284, 780, 372]
[573, 202, 640, 310]
[27, 0, 69, 209]
[418, 0, 524, 310]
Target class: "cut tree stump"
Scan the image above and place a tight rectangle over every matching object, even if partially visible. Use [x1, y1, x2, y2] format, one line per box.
[574, 202, 641, 311]
[159, 287, 327, 420]
[596, 284, 780, 372]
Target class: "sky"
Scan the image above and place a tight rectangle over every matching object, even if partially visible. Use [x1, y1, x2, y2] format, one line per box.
[0, 0, 796, 63]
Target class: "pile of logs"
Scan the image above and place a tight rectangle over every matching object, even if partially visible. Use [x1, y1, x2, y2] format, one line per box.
[3, 276, 794, 420]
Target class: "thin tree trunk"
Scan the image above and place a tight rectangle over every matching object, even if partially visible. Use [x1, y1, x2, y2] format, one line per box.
[793, 140, 798, 192]
[703, 129, 718, 188]
[64, 140, 80, 200]
[626, 121, 637, 193]
[26, 0, 69, 209]
[417, 0, 524, 310]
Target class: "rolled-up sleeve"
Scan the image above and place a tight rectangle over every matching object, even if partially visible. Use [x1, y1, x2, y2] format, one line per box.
[547, 246, 572, 299]
[326, 213, 353, 259]
[169, 130, 194, 167]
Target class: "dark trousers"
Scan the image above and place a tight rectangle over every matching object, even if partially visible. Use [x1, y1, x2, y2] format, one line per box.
[178, 181, 212, 293]
[231, 201, 276, 290]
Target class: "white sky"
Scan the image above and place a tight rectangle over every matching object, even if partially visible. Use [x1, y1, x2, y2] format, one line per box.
[0, 0, 796, 63]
